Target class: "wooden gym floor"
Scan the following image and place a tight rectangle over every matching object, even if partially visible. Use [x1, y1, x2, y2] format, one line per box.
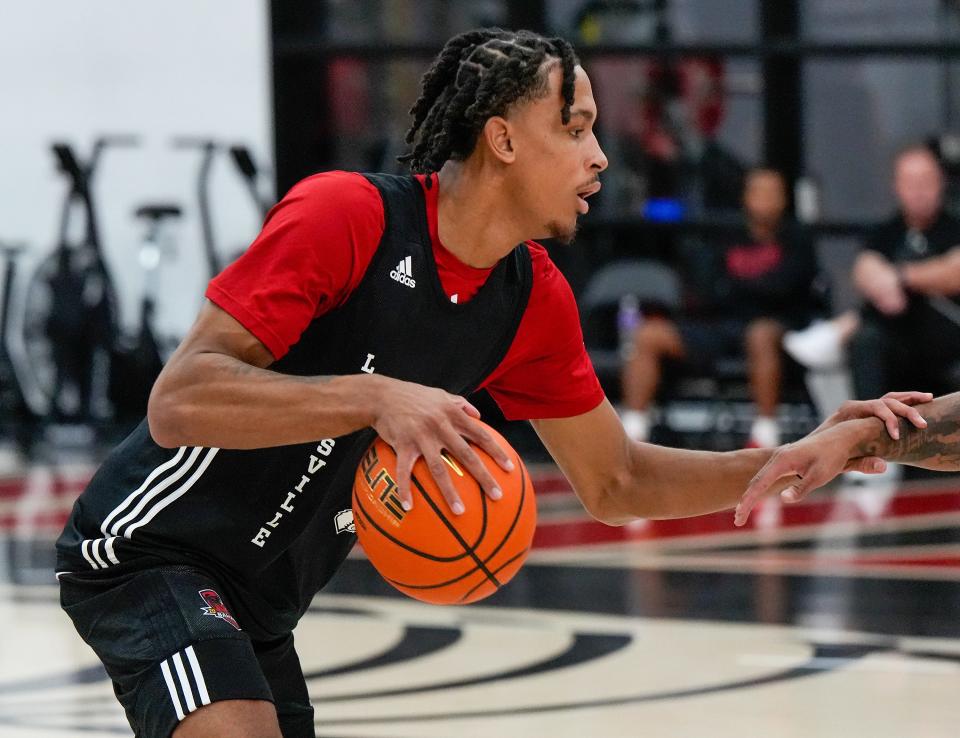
[1, 451, 958, 737]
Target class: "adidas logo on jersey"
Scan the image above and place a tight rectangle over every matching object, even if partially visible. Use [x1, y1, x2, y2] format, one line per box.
[390, 255, 416, 288]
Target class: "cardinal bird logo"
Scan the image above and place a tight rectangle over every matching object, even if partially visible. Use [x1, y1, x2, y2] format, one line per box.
[198, 589, 241, 630]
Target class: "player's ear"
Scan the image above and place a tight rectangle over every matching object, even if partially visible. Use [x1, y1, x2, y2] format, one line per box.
[481, 116, 515, 164]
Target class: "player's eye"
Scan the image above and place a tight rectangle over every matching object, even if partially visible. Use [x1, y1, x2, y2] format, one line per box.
[571, 129, 584, 138]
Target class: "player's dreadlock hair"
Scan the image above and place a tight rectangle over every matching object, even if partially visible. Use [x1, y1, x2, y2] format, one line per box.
[399, 28, 579, 174]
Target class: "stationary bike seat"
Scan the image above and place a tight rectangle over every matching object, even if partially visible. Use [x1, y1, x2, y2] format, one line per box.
[134, 204, 182, 220]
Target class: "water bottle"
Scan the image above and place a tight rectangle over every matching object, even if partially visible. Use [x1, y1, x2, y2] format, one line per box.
[794, 175, 822, 224]
[617, 294, 642, 360]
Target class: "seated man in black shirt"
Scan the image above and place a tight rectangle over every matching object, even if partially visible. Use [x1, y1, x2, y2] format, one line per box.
[850, 144, 960, 399]
[621, 167, 821, 447]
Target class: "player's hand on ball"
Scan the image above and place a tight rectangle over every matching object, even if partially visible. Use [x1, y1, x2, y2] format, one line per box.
[370, 377, 514, 515]
[734, 424, 887, 527]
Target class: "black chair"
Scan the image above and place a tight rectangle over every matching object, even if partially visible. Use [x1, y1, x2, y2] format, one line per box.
[579, 258, 682, 398]
[580, 258, 816, 449]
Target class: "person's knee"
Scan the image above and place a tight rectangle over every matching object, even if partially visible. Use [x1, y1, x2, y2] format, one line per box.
[635, 318, 683, 357]
[173, 699, 282, 738]
[745, 318, 784, 356]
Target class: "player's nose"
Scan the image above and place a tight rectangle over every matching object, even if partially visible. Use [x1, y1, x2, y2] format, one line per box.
[590, 140, 608, 173]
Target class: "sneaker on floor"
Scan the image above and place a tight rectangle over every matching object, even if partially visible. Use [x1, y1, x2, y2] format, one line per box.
[621, 409, 650, 443]
[783, 319, 845, 370]
[747, 416, 781, 448]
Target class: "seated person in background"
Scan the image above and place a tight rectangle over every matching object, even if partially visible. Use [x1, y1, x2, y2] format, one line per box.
[850, 144, 960, 399]
[621, 167, 820, 447]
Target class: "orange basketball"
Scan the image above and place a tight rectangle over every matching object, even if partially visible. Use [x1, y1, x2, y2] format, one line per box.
[352, 422, 536, 605]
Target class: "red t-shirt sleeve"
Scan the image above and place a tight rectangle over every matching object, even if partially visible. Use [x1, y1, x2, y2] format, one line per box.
[482, 243, 605, 421]
[205, 171, 384, 359]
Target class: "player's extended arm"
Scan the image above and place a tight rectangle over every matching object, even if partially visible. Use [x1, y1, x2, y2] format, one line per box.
[148, 301, 511, 513]
[901, 247, 960, 295]
[855, 391, 960, 468]
[534, 395, 927, 526]
[735, 391, 960, 525]
[851, 250, 908, 314]
[534, 400, 823, 524]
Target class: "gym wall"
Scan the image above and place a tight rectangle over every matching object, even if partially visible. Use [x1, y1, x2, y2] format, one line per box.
[0, 1, 273, 341]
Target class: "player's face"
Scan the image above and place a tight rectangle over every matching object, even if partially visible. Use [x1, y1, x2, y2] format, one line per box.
[509, 64, 608, 244]
[895, 150, 944, 224]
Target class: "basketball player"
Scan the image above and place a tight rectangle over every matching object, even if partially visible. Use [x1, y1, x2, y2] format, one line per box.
[56, 28, 932, 738]
[735, 390, 960, 525]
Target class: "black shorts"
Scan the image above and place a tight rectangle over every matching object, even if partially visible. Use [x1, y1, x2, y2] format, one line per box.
[59, 564, 314, 738]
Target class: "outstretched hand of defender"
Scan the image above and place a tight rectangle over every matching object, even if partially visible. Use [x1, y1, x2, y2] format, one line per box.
[813, 391, 932, 439]
[372, 378, 513, 516]
[734, 391, 932, 527]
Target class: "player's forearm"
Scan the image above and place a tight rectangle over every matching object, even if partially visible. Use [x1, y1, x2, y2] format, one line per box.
[850, 392, 960, 471]
[599, 444, 773, 523]
[852, 250, 895, 301]
[901, 251, 960, 295]
[148, 353, 384, 449]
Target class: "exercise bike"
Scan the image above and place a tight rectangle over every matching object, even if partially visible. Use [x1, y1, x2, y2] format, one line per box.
[173, 137, 272, 279]
[0, 242, 33, 451]
[22, 136, 136, 425]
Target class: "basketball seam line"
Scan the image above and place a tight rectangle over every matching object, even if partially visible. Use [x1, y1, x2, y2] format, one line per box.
[459, 546, 529, 603]
[458, 462, 529, 601]
[387, 459, 528, 591]
[353, 493, 474, 562]
[411, 474, 502, 588]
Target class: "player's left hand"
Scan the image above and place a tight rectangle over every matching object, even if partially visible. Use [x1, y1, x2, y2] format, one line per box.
[734, 425, 886, 526]
[814, 391, 931, 439]
[734, 391, 933, 527]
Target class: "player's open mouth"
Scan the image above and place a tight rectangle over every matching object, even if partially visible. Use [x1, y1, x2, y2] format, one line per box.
[576, 182, 602, 214]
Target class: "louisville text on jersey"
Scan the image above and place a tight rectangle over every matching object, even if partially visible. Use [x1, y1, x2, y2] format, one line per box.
[251, 438, 337, 547]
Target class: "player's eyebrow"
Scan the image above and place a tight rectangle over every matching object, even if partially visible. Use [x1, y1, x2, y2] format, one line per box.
[568, 109, 595, 122]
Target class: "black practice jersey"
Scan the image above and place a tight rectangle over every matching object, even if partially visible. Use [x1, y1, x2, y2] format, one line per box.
[56, 173, 533, 639]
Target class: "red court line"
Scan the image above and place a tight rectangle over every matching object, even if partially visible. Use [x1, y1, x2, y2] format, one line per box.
[0, 511, 70, 530]
[528, 475, 573, 495]
[0, 478, 89, 499]
[861, 556, 960, 568]
[722, 551, 960, 571]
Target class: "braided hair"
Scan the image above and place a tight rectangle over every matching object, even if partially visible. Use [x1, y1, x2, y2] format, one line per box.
[399, 28, 579, 174]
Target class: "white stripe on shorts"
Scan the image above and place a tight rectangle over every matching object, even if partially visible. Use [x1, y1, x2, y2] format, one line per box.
[103, 536, 120, 565]
[185, 645, 211, 705]
[124, 448, 219, 538]
[89, 539, 108, 569]
[80, 540, 99, 569]
[100, 446, 189, 535]
[160, 659, 185, 721]
[110, 447, 204, 537]
[172, 652, 197, 713]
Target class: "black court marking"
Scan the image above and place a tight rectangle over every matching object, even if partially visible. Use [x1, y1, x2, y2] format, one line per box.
[315, 642, 881, 727]
[412, 474, 501, 588]
[306, 605, 380, 618]
[312, 631, 630, 703]
[340, 560, 960, 639]
[386, 462, 529, 593]
[301, 624, 462, 680]
[677, 525, 960, 554]
[0, 663, 108, 696]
